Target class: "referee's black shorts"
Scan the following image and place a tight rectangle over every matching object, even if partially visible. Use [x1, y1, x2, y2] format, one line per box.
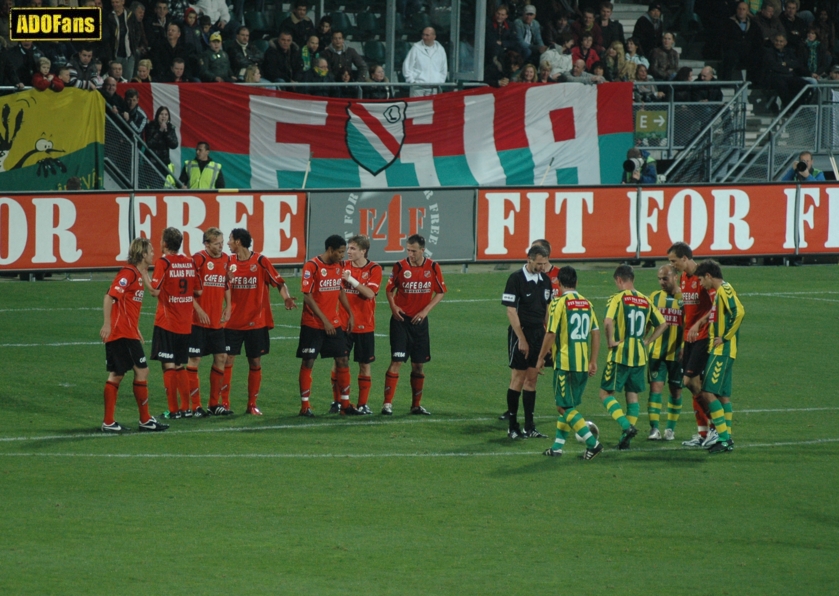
[508, 325, 545, 370]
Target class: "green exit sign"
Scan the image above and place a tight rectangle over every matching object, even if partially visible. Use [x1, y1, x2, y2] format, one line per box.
[635, 110, 667, 132]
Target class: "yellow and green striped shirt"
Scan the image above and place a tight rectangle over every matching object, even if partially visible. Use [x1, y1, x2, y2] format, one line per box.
[546, 291, 600, 373]
[708, 281, 745, 359]
[647, 290, 684, 362]
[604, 290, 665, 367]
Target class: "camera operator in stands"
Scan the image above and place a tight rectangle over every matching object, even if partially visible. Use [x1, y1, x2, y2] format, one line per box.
[780, 150, 825, 181]
[622, 147, 657, 184]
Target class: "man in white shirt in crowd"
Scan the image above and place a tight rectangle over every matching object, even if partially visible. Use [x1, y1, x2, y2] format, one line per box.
[402, 26, 447, 97]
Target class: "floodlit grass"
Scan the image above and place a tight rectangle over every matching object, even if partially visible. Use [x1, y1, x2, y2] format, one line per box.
[1, 264, 837, 595]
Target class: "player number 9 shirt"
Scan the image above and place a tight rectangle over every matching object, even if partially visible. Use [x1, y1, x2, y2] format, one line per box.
[151, 254, 202, 335]
[386, 257, 446, 318]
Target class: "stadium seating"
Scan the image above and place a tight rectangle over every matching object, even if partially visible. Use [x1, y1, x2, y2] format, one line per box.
[363, 41, 386, 65]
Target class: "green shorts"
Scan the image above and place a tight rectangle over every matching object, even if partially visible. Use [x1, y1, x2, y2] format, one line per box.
[553, 369, 589, 408]
[600, 361, 646, 394]
[648, 358, 683, 388]
[702, 354, 734, 397]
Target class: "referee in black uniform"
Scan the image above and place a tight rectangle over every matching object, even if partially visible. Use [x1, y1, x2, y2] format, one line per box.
[501, 243, 553, 439]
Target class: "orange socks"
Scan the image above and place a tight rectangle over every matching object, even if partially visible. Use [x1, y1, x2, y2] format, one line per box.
[384, 372, 399, 405]
[187, 366, 201, 410]
[221, 364, 233, 409]
[104, 380, 119, 424]
[299, 367, 312, 409]
[177, 367, 190, 412]
[331, 370, 340, 402]
[693, 395, 709, 437]
[336, 366, 351, 409]
[410, 372, 425, 408]
[133, 380, 150, 423]
[209, 366, 224, 408]
[247, 366, 261, 408]
[357, 375, 372, 407]
[163, 368, 178, 414]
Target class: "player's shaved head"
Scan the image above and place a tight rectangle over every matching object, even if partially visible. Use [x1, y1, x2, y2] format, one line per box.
[127, 237, 152, 265]
[558, 266, 577, 289]
[162, 227, 183, 252]
[613, 264, 634, 282]
[658, 264, 677, 277]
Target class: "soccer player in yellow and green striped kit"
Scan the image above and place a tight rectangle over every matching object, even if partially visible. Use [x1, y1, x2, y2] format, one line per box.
[599, 265, 668, 450]
[646, 265, 684, 441]
[695, 260, 745, 454]
[536, 266, 603, 459]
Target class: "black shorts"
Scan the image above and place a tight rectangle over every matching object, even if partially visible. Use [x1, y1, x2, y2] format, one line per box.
[188, 325, 227, 358]
[508, 325, 545, 370]
[105, 338, 148, 376]
[389, 316, 430, 363]
[151, 326, 190, 365]
[296, 325, 349, 359]
[346, 331, 375, 364]
[225, 327, 270, 359]
[682, 339, 710, 379]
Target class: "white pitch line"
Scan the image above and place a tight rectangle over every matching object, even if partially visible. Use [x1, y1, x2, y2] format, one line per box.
[1, 407, 836, 444]
[1, 437, 838, 459]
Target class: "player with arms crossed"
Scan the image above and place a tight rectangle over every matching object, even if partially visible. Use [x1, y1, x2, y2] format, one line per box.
[667, 241, 716, 447]
[187, 227, 232, 417]
[225, 228, 296, 415]
[536, 266, 603, 459]
[646, 264, 684, 441]
[100, 237, 169, 432]
[599, 265, 668, 450]
[150, 227, 207, 420]
[297, 235, 358, 417]
[382, 234, 447, 415]
[695, 260, 745, 454]
[501, 243, 553, 439]
[337, 235, 382, 415]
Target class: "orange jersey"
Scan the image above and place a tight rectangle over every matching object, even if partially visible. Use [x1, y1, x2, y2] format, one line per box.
[680, 271, 713, 341]
[545, 265, 561, 298]
[227, 251, 285, 331]
[106, 265, 145, 342]
[301, 256, 345, 329]
[192, 250, 229, 329]
[339, 259, 383, 332]
[152, 254, 202, 335]
[386, 257, 446, 318]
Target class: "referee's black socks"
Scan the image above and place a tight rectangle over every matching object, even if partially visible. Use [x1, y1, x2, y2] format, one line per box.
[506, 389, 521, 427]
[522, 390, 536, 429]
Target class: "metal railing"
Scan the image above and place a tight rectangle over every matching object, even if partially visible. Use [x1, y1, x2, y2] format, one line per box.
[722, 83, 839, 183]
[661, 82, 751, 183]
[105, 116, 176, 190]
[237, 80, 486, 98]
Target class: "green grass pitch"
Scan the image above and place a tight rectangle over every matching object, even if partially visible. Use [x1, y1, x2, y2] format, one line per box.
[1, 263, 837, 595]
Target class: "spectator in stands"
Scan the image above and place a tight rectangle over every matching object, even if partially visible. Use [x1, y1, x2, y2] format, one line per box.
[244, 64, 262, 83]
[316, 16, 332, 52]
[633, 1, 664, 56]
[540, 32, 574, 78]
[123, 88, 148, 136]
[198, 16, 214, 52]
[515, 62, 538, 82]
[721, 2, 762, 82]
[102, 0, 140, 79]
[537, 61, 559, 82]
[57, 66, 72, 87]
[571, 32, 599, 71]
[200, 31, 236, 82]
[90, 59, 105, 88]
[301, 34, 321, 72]
[227, 26, 263, 81]
[132, 58, 153, 82]
[561, 58, 604, 83]
[146, 1, 172, 49]
[571, 8, 604, 54]
[192, 0, 237, 39]
[813, 9, 835, 54]
[487, 5, 517, 64]
[828, 64, 839, 81]
[151, 22, 197, 82]
[100, 77, 127, 121]
[69, 45, 99, 90]
[693, 65, 724, 101]
[486, 49, 524, 87]
[170, 0, 189, 23]
[281, 1, 316, 49]
[623, 147, 657, 183]
[143, 105, 179, 179]
[263, 30, 303, 83]
[649, 31, 679, 80]
[108, 61, 129, 83]
[543, 11, 572, 47]
[130, 2, 149, 62]
[183, 8, 203, 53]
[6, 42, 41, 88]
[625, 36, 649, 68]
[781, 150, 825, 180]
[0, 0, 14, 50]
[364, 64, 392, 99]
[672, 66, 694, 101]
[161, 57, 189, 82]
[323, 30, 368, 81]
[514, 5, 547, 62]
[756, 2, 786, 47]
[799, 28, 830, 79]
[180, 141, 225, 189]
[598, 2, 625, 51]
[334, 67, 356, 98]
[633, 64, 665, 100]
[763, 33, 814, 107]
[780, 0, 807, 50]
[32, 57, 65, 92]
[300, 56, 336, 96]
[402, 26, 448, 97]
[603, 41, 635, 81]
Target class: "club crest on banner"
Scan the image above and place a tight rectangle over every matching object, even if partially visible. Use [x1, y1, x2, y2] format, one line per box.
[345, 101, 407, 176]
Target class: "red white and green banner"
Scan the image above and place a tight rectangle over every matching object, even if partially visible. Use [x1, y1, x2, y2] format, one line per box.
[123, 82, 634, 189]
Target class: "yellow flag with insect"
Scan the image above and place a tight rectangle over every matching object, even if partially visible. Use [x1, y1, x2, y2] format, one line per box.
[0, 88, 105, 191]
